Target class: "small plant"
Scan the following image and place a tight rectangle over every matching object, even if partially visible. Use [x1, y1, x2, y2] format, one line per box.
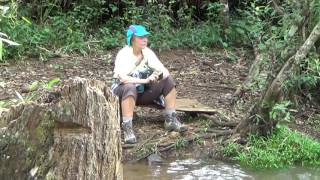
[136, 143, 157, 159]
[0, 32, 20, 62]
[0, 100, 9, 108]
[222, 141, 242, 158]
[174, 138, 188, 150]
[193, 134, 205, 146]
[269, 100, 293, 122]
[42, 78, 60, 90]
[198, 118, 212, 133]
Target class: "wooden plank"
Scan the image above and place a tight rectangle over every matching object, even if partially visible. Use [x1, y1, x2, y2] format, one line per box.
[176, 98, 218, 113]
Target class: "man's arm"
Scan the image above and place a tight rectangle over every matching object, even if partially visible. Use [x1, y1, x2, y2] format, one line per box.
[146, 48, 170, 79]
[117, 74, 150, 84]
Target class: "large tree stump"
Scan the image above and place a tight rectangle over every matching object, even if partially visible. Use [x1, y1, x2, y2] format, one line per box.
[0, 77, 122, 179]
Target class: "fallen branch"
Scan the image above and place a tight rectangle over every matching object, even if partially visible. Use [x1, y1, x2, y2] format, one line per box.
[159, 144, 175, 152]
[129, 130, 233, 162]
[202, 61, 222, 71]
[159, 131, 232, 153]
[132, 133, 158, 152]
[122, 144, 136, 149]
[201, 131, 232, 139]
[195, 128, 233, 135]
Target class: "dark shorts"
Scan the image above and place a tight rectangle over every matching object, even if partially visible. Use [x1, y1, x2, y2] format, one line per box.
[113, 76, 175, 105]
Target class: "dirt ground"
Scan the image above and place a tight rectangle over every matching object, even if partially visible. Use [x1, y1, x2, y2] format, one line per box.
[1, 47, 319, 162]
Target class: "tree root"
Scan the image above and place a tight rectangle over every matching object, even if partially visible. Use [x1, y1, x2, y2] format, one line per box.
[125, 130, 233, 162]
[198, 113, 238, 128]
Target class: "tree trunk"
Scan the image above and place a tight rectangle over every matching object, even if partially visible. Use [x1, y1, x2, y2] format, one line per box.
[219, 0, 230, 28]
[271, 0, 284, 15]
[233, 37, 263, 99]
[0, 77, 122, 180]
[234, 20, 320, 138]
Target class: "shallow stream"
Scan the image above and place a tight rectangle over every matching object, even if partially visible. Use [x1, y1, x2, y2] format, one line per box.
[124, 158, 320, 180]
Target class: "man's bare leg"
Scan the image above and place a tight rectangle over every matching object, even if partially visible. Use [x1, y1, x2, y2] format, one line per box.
[121, 96, 137, 144]
[121, 96, 136, 117]
[164, 88, 176, 109]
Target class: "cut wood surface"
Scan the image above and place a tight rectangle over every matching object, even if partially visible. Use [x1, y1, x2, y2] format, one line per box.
[176, 98, 218, 114]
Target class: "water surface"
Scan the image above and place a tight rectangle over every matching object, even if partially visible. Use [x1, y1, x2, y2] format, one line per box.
[124, 158, 320, 180]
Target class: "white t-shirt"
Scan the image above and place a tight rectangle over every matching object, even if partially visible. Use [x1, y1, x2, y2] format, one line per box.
[113, 45, 167, 79]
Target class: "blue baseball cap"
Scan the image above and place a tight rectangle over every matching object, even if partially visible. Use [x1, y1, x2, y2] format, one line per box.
[126, 25, 150, 46]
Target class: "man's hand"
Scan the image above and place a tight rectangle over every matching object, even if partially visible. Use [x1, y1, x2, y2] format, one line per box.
[147, 73, 158, 83]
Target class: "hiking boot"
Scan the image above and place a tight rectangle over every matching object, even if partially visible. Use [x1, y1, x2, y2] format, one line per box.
[122, 120, 137, 144]
[164, 112, 187, 132]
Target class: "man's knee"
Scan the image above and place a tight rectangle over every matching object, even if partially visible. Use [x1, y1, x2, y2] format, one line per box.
[164, 76, 175, 87]
[162, 75, 176, 96]
[121, 83, 138, 101]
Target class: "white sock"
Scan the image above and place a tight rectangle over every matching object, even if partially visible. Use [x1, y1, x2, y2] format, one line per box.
[164, 108, 175, 116]
[122, 116, 133, 123]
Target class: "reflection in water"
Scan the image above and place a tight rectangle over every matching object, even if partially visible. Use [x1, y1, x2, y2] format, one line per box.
[167, 159, 252, 180]
[124, 158, 320, 180]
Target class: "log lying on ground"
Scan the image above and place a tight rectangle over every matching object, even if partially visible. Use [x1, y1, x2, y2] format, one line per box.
[0, 77, 122, 179]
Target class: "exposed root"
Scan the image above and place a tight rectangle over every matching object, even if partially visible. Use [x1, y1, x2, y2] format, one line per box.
[124, 129, 233, 162]
[198, 113, 238, 128]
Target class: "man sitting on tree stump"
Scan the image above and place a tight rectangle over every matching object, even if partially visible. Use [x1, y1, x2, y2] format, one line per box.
[111, 24, 186, 144]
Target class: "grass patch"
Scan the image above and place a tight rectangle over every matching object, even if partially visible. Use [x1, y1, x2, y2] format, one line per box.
[222, 125, 320, 169]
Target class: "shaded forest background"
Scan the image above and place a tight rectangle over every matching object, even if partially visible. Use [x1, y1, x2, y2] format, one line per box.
[1, 0, 317, 59]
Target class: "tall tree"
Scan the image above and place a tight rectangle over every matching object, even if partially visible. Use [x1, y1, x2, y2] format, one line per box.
[234, 20, 320, 138]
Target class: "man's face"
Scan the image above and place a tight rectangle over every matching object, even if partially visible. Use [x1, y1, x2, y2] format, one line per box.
[132, 35, 148, 49]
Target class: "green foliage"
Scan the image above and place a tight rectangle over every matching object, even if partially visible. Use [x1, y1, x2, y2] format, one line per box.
[136, 143, 157, 159]
[2, 0, 260, 61]
[285, 54, 320, 99]
[96, 24, 124, 49]
[27, 81, 40, 92]
[222, 141, 243, 157]
[294, 55, 320, 88]
[0, 40, 2, 61]
[1, 0, 317, 62]
[43, 78, 60, 90]
[0, 100, 10, 108]
[174, 137, 188, 150]
[269, 101, 293, 122]
[0, 32, 20, 62]
[198, 118, 212, 133]
[238, 2, 271, 40]
[310, 0, 320, 26]
[207, 2, 224, 21]
[222, 125, 320, 169]
[1, 8, 87, 60]
[1, 1, 100, 60]
[150, 22, 223, 50]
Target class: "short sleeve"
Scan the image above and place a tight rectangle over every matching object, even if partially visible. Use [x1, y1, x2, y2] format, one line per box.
[113, 52, 125, 77]
[113, 47, 133, 78]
